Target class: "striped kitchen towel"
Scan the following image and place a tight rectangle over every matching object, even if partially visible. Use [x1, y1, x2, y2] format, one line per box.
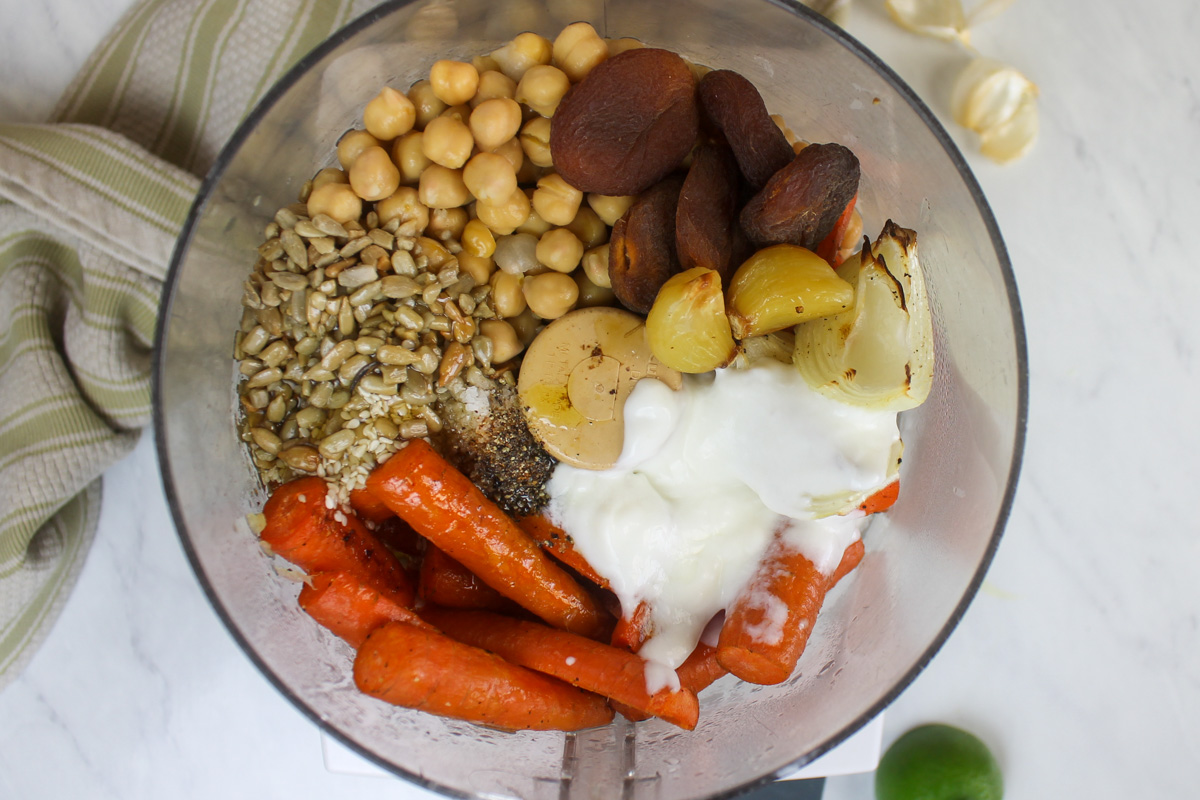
[0, 0, 376, 692]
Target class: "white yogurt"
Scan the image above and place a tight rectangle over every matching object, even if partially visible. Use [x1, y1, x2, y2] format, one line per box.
[545, 359, 899, 681]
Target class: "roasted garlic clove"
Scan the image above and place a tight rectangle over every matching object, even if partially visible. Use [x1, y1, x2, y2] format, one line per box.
[726, 244, 854, 340]
[646, 268, 737, 373]
[792, 221, 934, 411]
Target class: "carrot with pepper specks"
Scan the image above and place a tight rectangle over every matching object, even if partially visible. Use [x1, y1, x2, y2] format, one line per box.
[518, 513, 611, 590]
[299, 571, 431, 648]
[365, 440, 609, 639]
[354, 621, 614, 731]
[260, 477, 414, 607]
[423, 607, 700, 731]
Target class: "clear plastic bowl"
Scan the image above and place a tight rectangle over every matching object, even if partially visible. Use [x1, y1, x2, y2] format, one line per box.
[153, 1, 1027, 797]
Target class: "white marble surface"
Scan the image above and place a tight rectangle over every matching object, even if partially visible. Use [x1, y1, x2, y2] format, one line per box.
[2, 1, 1198, 799]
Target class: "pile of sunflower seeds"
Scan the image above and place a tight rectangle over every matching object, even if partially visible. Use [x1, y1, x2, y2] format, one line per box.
[234, 187, 510, 508]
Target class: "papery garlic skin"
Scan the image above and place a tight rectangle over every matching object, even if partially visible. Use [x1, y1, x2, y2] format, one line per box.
[885, 0, 971, 44]
[951, 56, 1039, 163]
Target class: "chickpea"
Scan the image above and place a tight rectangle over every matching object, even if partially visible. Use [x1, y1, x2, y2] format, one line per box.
[376, 186, 429, 234]
[348, 145, 401, 202]
[479, 319, 524, 363]
[336, 129, 380, 170]
[493, 136, 526, 174]
[523, 272, 579, 320]
[470, 70, 517, 108]
[581, 243, 611, 288]
[606, 37, 645, 57]
[531, 173, 583, 226]
[586, 193, 635, 227]
[458, 252, 495, 284]
[519, 116, 553, 168]
[474, 187, 530, 235]
[573, 267, 616, 308]
[515, 64, 571, 117]
[566, 205, 607, 249]
[516, 196, 553, 237]
[421, 115, 475, 169]
[311, 166, 348, 190]
[489, 270, 527, 318]
[392, 130, 432, 184]
[307, 182, 362, 224]
[551, 22, 608, 83]
[462, 218, 497, 258]
[463, 152, 518, 204]
[418, 165, 471, 209]
[491, 32, 552, 82]
[429, 60, 480, 107]
[408, 80, 447, 129]
[493, 232, 541, 275]
[469, 97, 523, 152]
[363, 87, 417, 141]
[472, 53, 500, 75]
[507, 306, 542, 346]
[427, 207, 469, 242]
[536, 228, 584, 273]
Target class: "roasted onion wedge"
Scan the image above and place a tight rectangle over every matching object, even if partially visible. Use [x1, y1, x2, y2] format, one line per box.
[792, 221, 934, 411]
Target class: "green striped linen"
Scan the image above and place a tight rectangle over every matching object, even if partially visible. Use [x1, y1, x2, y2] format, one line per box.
[0, 0, 369, 691]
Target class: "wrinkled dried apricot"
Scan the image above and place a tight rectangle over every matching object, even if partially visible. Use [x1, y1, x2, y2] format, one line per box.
[550, 49, 698, 196]
[608, 175, 684, 314]
[739, 143, 860, 251]
[697, 70, 795, 190]
[675, 139, 743, 284]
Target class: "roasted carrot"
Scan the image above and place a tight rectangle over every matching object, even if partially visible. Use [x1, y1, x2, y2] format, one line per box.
[260, 477, 414, 607]
[518, 513, 611, 589]
[611, 600, 653, 652]
[612, 639, 726, 722]
[717, 534, 845, 686]
[366, 440, 609, 639]
[419, 544, 518, 612]
[677, 641, 727, 695]
[354, 620, 614, 731]
[857, 479, 899, 515]
[299, 571, 431, 648]
[816, 192, 858, 265]
[422, 608, 700, 731]
[828, 538, 865, 588]
[349, 486, 395, 525]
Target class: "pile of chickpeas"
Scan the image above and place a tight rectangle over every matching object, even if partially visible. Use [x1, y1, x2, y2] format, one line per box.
[305, 22, 655, 355]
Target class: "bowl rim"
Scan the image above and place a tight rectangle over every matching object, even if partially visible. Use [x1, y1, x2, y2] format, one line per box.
[152, 1, 1028, 797]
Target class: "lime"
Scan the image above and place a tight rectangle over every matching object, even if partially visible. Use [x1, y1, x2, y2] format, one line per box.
[875, 723, 1003, 800]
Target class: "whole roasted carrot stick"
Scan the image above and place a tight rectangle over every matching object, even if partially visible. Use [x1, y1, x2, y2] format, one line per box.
[366, 440, 609, 639]
[422, 608, 700, 731]
[517, 513, 611, 590]
[299, 571, 431, 648]
[716, 532, 867, 686]
[260, 477, 414, 607]
[419, 544, 518, 612]
[354, 621, 614, 731]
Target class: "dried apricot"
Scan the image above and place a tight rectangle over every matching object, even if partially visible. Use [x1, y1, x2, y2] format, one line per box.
[675, 139, 743, 284]
[550, 48, 698, 196]
[608, 175, 684, 314]
[739, 143, 860, 251]
[697, 70, 795, 189]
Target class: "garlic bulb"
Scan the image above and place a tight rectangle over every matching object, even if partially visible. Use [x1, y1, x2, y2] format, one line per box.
[793, 222, 934, 412]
